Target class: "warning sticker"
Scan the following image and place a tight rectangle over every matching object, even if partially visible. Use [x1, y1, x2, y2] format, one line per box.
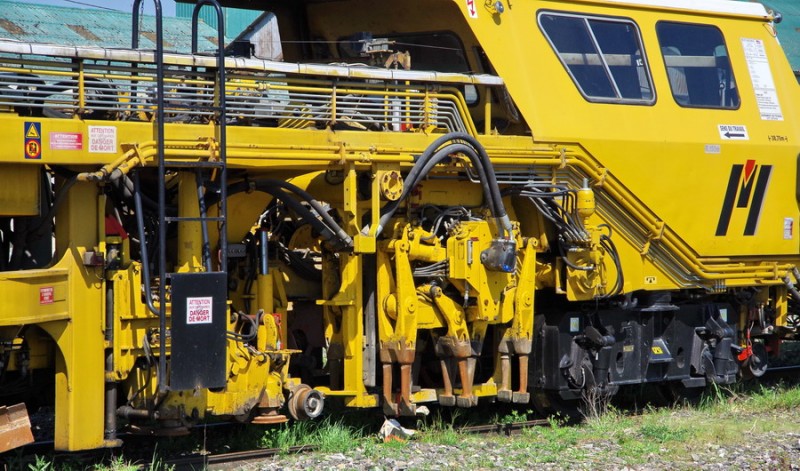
[466, 0, 478, 18]
[25, 139, 41, 159]
[25, 122, 40, 139]
[718, 124, 749, 140]
[741, 38, 784, 121]
[50, 132, 83, 151]
[187, 297, 213, 325]
[88, 126, 117, 153]
[24, 122, 41, 159]
[785, 217, 795, 240]
[40, 287, 54, 305]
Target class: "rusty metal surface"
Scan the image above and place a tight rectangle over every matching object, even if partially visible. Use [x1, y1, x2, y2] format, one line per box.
[0, 403, 34, 453]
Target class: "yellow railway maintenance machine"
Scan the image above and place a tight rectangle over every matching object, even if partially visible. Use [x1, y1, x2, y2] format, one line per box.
[0, 0, 798, 451]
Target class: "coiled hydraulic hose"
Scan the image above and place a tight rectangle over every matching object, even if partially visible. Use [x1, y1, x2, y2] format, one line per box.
[372, 132, 512, 238]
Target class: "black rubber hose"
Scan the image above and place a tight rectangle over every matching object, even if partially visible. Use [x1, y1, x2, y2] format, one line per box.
[373, 132, 511, 237]
[133, 172, 159, 317]
[244, 178, 352, 248]
[228, 181, 348, 251]
[109, 173, 177, 217]
[444, 132, 507, 221]
[377, 143, 494, 234]
[30, 176, 78, 239]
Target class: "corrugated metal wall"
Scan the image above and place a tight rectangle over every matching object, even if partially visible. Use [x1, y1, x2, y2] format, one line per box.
[176, 4, 260, 39]
[0, 1, 222, 52]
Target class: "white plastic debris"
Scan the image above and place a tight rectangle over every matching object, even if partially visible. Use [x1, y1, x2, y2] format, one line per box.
[379, 418, 416, 442]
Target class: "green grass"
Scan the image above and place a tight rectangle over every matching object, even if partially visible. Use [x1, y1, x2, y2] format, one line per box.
[258, 417, 363, 454]
[314, 419, 363, 453]
[9, 383, 800, 470]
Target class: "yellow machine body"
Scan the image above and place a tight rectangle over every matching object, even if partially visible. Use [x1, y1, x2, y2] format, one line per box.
[0, 0, 797, 451]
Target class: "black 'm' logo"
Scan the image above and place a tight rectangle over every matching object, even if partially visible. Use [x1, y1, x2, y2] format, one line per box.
[715, 159, 772, 236]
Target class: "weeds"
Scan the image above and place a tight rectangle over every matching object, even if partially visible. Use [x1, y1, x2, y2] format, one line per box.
[417, 409, 462, 446]
[497, 408, 531, 425]
[260, 420, 314, 451]
[315, 419, 363, 453]
[580, 386, 614, 421]
[27, 456, 52, 471]
[259, 418, 362, 454]
[639, 423, 689, 443]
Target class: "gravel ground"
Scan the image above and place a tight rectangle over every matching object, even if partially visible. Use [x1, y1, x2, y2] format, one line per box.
[236, 419, 800, 471]
[238, 437, 800, 471]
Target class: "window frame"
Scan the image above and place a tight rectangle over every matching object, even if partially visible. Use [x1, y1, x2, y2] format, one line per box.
[538, 10, 657, 106]
[655, 20, 740, 110]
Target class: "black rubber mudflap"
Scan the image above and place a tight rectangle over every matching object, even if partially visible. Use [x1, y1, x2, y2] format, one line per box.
[170, 272, 227, 390]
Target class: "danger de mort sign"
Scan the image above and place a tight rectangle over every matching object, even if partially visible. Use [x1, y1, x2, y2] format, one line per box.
[88, 126, 117, 153]
[187, 297, 213, 325]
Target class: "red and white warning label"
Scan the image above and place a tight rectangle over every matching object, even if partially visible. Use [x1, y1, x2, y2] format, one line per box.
[40, 287, 54, 305]
[50, 132, 83, 151]
[187, 297, 213, 325]
[88, 126, 117, 153]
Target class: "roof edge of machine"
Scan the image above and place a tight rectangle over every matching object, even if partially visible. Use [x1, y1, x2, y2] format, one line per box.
[0, 39, 504, 86]
[561, 0, 770, 19]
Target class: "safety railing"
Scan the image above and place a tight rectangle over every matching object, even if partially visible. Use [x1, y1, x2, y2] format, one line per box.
[0, 45, 486, 135]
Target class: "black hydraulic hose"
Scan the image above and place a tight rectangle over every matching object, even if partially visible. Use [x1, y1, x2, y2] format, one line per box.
[228, 181, 348, 251]
[446, 132, 508, 225]
[372, 132, 511, 238]
[133, 172, 159, 317]
[377, 143, 494, 235]
[244, 178, 352, 248]
[104, 279, 118, 442]
[407, 136, 495, 213]
[109, 173, 177, 217]
[29, 176, 78, 239]
[196, 170, 212, 272]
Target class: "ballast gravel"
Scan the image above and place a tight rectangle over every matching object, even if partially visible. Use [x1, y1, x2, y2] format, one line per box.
[240, 430, 800, 471]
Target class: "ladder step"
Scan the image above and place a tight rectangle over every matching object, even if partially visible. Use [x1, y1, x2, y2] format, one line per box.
[163, 160, 225, 169]
[165, 216, 226, 223]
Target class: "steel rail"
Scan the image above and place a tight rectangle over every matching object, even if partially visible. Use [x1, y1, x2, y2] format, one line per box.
[156, 418, 552, 470]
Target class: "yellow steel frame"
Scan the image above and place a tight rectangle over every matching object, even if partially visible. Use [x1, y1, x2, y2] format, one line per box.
[0, 0, 798, 451]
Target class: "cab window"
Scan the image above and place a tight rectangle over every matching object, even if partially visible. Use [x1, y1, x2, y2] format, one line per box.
[656, 22, 739, 109]
[538, 12, 654, 104]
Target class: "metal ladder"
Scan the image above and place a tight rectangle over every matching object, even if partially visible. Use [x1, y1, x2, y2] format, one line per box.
[131, 0, 229, 393]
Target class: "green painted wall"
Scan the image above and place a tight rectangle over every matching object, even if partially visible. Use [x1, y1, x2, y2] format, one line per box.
[0, 1, 223, 52]
[176, 4, 260, 39]
[763, 1, 800, 71]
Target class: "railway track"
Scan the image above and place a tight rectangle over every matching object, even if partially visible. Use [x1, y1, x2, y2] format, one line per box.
[6, 366, 800, 470]
[157, 366, 800, 470]
[760, 364, 800, 381]
[158, 419, 554, 470]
